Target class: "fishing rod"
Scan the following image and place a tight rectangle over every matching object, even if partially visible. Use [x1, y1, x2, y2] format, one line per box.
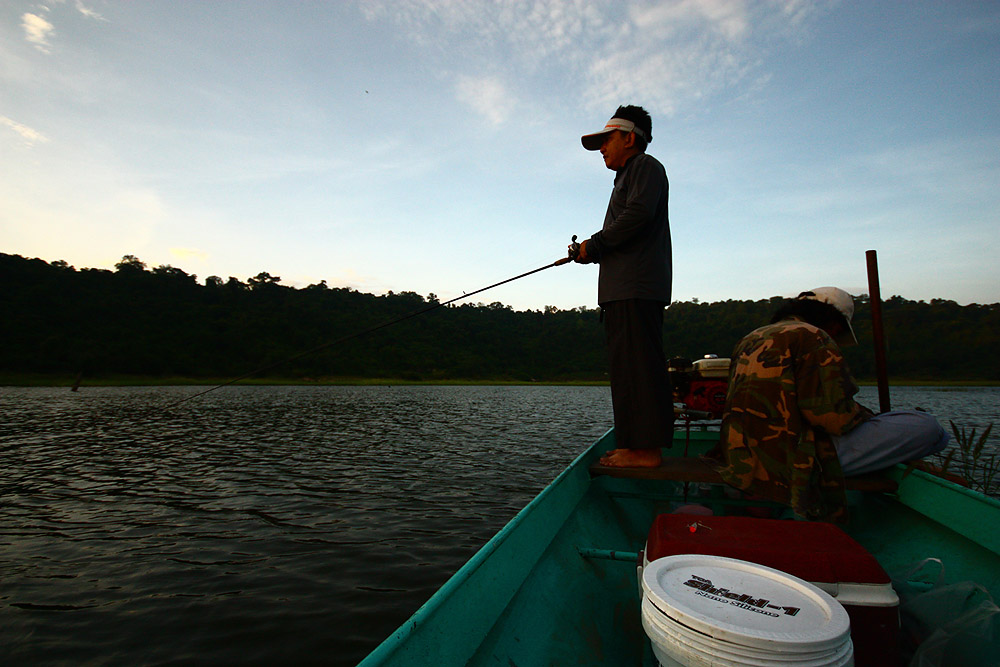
[166, 246, 577, 409]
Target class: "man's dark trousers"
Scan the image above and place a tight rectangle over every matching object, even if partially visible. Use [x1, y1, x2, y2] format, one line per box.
[603, 299, 673, 450]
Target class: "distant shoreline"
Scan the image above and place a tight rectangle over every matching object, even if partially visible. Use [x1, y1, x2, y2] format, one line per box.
[2, 374, 997, 388]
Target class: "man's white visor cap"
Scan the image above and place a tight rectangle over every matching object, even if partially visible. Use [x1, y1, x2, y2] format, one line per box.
[797, 286, 859, 346]
[581, 118, 650, 151]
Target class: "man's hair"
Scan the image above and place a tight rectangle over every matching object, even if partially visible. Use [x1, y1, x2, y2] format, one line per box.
[771, 298, 849, 333]
[615, 105, 651, 152]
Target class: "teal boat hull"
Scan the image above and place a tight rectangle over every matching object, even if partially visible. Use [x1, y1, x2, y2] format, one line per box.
[359, 429, 1000, 666]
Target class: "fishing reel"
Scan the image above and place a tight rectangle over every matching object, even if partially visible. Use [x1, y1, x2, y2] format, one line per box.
[567, 235, 580, 261]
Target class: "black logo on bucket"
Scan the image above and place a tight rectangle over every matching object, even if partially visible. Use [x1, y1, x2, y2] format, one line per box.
[683, 575, 801, 617]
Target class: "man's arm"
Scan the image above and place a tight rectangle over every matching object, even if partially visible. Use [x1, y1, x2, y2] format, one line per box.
[796, 333, 870, 436]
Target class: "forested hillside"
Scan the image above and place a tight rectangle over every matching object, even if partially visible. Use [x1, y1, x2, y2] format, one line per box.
[2, 253, 998, 382]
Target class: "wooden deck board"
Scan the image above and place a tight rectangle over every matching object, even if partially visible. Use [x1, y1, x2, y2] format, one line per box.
[589, 456, 898, 493]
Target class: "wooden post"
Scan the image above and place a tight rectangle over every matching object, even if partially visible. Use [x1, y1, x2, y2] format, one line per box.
[866, 250, 891, 413]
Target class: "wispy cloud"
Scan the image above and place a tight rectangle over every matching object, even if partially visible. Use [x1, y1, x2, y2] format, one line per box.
[630, 0, 751, 40]
[455, 75, 517, 125]
[19, 2, 106, 54]
[358, 0, 823, 120]
[21, 12, 55, 53]
[0, 116, 49, 146]
[74, 1, 105, 21]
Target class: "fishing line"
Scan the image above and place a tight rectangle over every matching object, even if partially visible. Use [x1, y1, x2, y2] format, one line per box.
[165, 255, 573, 410]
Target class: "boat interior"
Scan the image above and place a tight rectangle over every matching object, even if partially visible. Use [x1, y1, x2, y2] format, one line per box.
[361, 424, 1000, 666]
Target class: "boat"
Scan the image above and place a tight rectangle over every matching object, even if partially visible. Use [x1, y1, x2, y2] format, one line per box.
[358, 251, 998, 665]
[357, 421, 1000, 666]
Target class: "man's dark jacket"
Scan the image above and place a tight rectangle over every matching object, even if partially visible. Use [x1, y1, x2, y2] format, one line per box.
[586, 152, 671, 305]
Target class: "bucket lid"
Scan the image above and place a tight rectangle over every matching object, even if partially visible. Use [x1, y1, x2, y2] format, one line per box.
[642, 555, 851, 652]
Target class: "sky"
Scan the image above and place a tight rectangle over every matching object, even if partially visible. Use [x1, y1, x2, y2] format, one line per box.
[2, 1, 998, 311]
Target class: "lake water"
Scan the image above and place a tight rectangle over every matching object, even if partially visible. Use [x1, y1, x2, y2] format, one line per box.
[1, 385, 997, 665]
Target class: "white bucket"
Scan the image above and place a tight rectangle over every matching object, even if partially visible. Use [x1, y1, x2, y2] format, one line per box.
[641, 555, 854, 666]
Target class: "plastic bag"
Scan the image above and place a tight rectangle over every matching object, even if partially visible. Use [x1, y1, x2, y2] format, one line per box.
[895, 559, 1000, 666]
[909, 600, 1000, 667]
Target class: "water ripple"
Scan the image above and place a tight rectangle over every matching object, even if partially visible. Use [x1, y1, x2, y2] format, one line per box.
[0, 385, 611, 665]
[1, 384, 993, 665]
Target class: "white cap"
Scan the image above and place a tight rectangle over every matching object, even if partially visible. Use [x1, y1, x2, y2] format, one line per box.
[797, 287, 858, 346]
[581, 117, 650, 150]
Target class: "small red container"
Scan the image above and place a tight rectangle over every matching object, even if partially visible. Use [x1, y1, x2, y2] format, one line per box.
[644, 514, 899, 666]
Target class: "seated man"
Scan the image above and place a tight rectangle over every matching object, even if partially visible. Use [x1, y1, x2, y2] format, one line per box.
[714, 287, 949, 522]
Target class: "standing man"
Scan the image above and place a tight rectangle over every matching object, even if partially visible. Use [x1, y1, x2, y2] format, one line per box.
[573, 105, 673, 468]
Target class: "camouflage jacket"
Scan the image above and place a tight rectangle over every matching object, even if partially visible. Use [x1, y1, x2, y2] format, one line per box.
[715, 318, 870, 522]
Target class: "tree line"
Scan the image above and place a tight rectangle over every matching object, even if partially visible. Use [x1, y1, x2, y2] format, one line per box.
[2, 252, 998, 382]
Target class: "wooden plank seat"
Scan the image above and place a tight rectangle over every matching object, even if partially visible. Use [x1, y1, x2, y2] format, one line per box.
[589, 455, 899, 493]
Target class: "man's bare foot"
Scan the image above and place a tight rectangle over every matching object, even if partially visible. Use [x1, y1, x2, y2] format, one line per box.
[598, 448, 662, 468]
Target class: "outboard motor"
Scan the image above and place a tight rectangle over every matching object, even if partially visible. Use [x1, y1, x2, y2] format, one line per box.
[670, 355, 730, 418]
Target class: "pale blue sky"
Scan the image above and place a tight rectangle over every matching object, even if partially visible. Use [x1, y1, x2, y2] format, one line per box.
[2, 1, 998, 311]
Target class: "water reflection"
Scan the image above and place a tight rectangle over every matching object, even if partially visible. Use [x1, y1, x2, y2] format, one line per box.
[0, 384, 995, 665]
[1, 385, 613, 665]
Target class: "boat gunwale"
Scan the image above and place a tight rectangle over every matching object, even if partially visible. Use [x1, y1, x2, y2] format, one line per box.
[889, 465, 1000, 555]
[893, 466, 1000, 509]
[357, 429, 615, 666]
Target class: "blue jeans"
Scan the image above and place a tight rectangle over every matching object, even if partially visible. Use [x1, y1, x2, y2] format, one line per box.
[832, 410, 950, 476]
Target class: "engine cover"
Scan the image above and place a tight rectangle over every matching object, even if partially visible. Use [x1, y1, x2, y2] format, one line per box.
[683, 379, 728, 416]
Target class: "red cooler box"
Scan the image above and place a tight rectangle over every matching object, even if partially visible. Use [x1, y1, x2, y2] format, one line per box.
[644, 514, 899, 666]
